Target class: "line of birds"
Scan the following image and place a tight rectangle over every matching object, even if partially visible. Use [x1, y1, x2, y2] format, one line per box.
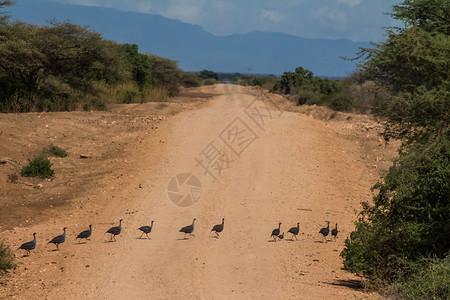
[270, 221, 338, 242]
[18, 218, 338, 256]
[17, 218, 221, 256]
[319, 221, 338, 243]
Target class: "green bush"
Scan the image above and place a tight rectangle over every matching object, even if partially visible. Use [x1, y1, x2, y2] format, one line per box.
[42, 144, 68, 158]
[0, 240, 15, 275]
[326, 93, 353, 111]
[180, 72, 201, 87]
[21, 157, 54, 178]
[297, 91, 320, 106]
[383, 256, 450, 300]
[341, 129, 450, 281]
[203, 79, 217, 85]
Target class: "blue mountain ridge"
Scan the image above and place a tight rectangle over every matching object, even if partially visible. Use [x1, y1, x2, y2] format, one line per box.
[9, 0, 370, 77]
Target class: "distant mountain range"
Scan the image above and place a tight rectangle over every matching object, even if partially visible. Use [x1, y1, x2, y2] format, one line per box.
[9, 0, 370, 77]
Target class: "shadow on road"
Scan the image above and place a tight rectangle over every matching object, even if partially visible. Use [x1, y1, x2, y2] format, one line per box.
[322, 279, 365, 291]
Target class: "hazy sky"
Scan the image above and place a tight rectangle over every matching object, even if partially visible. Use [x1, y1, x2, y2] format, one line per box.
[50, 0, 401, 42]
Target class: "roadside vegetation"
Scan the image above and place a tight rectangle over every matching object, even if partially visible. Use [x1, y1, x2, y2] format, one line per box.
[41, 144, 68, 158]
[0, 1, 200, 113]
[226, 67, 385, 113]
[338, 0, 449, 298]
[0, 239, 15, 277]
[21, 157, 54, 179]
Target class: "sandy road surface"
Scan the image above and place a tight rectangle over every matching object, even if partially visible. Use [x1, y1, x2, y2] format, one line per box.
[1, 84, 397, 299]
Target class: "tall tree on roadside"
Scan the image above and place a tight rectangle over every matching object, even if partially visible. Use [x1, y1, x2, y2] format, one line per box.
[356, 0, 449, 141]
[341, 0, 450, 288]
[0, 0, 14, 26]
[0, 20, 130, 112]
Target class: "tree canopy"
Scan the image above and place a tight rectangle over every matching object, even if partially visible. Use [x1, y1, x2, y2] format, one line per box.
[341, 1, 450, 296]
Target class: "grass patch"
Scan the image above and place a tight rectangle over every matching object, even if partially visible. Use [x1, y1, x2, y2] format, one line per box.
[386, 256, 450, 299]
[0, 240, 15, 276]
[42, 144, 68, 158]
[21, 157, 54, 178]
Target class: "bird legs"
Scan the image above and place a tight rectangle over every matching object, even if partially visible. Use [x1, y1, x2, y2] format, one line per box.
[183, 232, 195, 239]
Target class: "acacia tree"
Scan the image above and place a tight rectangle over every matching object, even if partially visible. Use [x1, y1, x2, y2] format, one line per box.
[0, 0, 14, 26]
[0, 21, 130, 112]
[341, 0, 450, 288]
[357, 0, 449, 140]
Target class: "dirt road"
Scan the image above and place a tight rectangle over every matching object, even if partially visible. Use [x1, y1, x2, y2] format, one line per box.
[1, 84, 397, 299]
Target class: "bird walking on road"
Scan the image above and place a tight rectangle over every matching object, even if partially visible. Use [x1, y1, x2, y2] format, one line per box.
[18, 233, 36, 256]
[331, 223, 338, 241]
[138, 221, 154, 239]
[48, 227, 66, 250]
[271, 223, 282, 242]
[106, 219, 122, 242]
[319, 221, 330, 243]
[278, 232, 285, 240]
[288, 222, 300, 240]
[179, 218, 196, 239]
[211, 218, 224, 238]
[76, 225, 92, 243]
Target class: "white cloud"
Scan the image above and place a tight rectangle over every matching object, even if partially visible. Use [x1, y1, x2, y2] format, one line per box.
[52, 0, 397, 42]
[136, 2, 154, 14]
[336, 0, 363, 7]
[164, 1, 204, 24]
[260, 10, 283, 22]
[312, 6, 348, 30]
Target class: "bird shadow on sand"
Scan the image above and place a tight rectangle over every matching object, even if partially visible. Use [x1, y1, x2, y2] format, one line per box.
[267, 240, 277, 243]
[314, 240, 327, 243]
[286, 238, 299, 242]
[209, 235, 219, 239]
[322, 279, 365, 291]
[103, 240, 117, 243]
[136, 237, 151, 240]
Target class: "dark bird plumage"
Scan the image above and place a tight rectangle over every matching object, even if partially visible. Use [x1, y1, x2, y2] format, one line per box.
[18, 233, 36, 255]
[106, 219, 122, 242]
[271, 223, 282, 241]
[48, 227, 66, 250]
[211, 218, 224, 237]
[138, 221, 154, 239]
[76, 225, 92, 243]
[319, 221, 330, 243]
[278, 232, 285, 240]
[331, 223, 338, 241]
[179, 218, 196, 238]
[288, 222, 300, 240]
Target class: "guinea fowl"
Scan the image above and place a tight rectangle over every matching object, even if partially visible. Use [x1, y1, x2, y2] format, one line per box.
[76, 225, 92, 243]
[138, 221, 154, 239]
[179, 218, 196, 239]
[18, 233, 36, 256]
[210, 218, 224, 238]
[319, 221, 330, 243]
[278, 232, 285, 240]
[48, 227, 66, 250]
[106, 219, 122, 242]
[331, 223, 338, 241]
[288, 222, 300, 240]
[270, 223, 282, 242]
